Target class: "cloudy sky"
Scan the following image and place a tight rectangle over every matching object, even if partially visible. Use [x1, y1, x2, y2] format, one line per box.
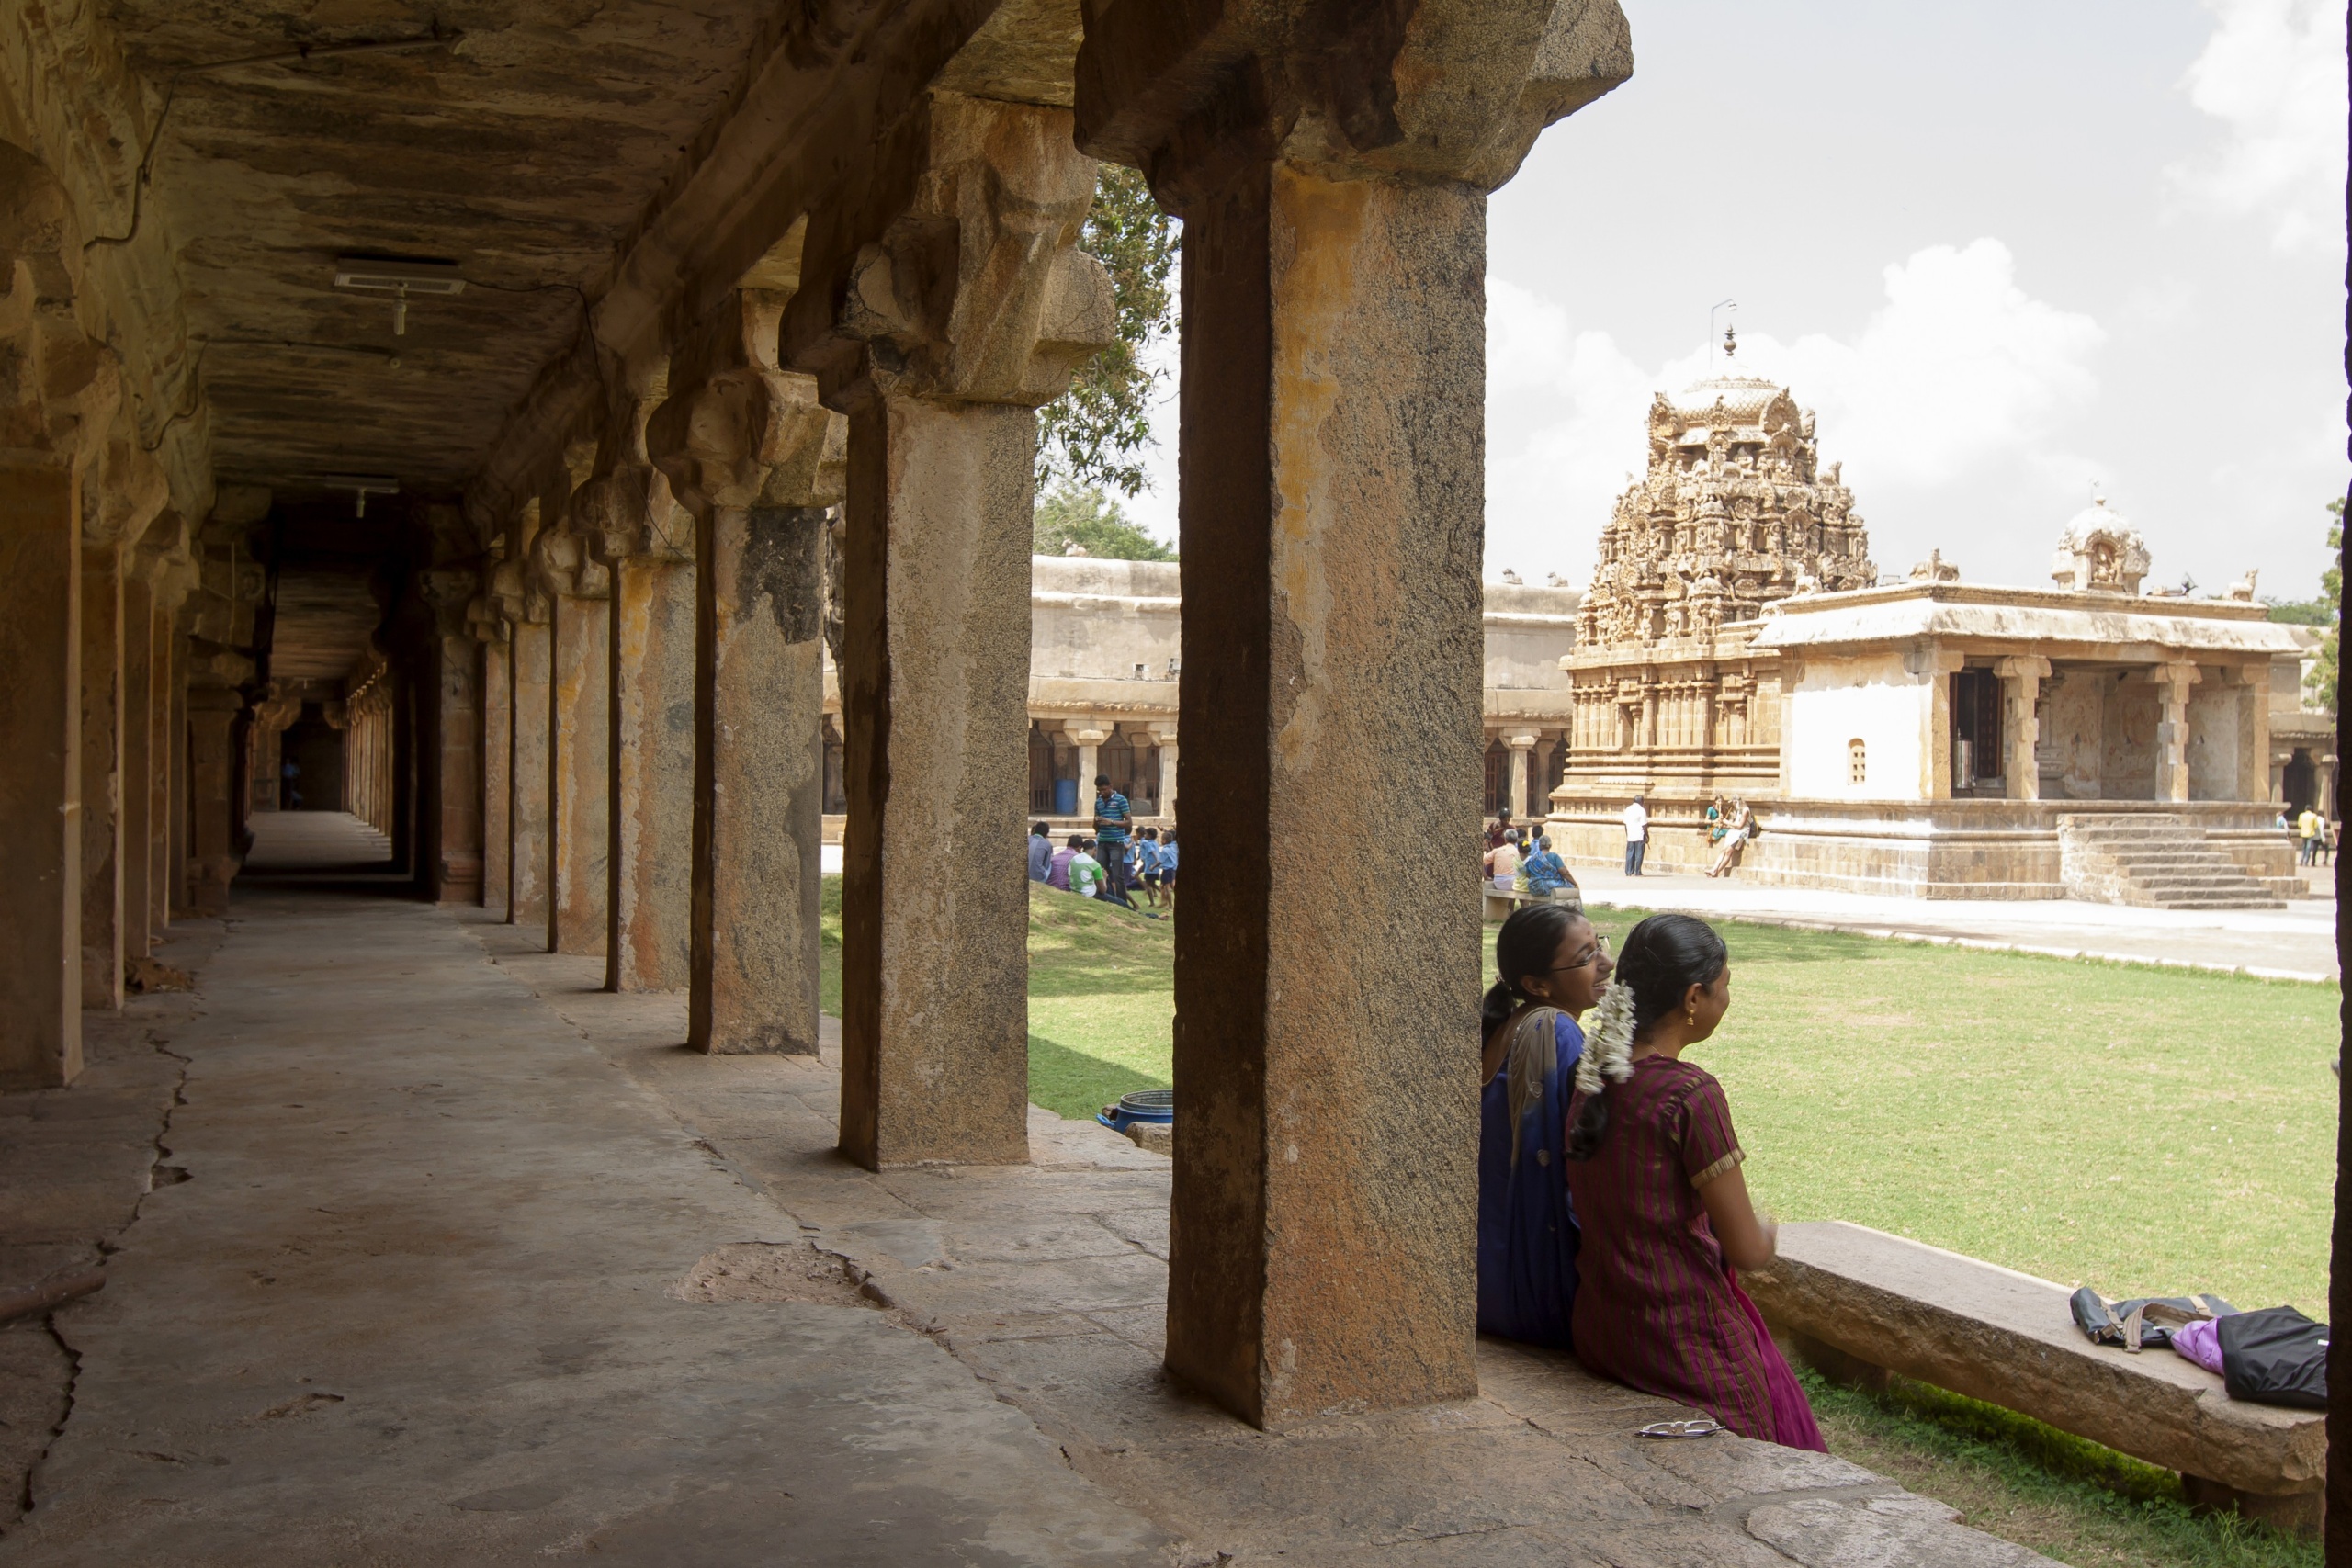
[1123, 0, 2346, 602]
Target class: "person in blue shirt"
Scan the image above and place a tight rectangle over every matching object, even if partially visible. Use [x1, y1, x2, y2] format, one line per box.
[1522, 834, 1575, 900]
[1091, 774, 1136, 908]
[1027, 822, 1053, 883]
[1156, 829, 1178, 915]
[1131, 828, 1163, 913]
[1478, 903, 1611, 1349]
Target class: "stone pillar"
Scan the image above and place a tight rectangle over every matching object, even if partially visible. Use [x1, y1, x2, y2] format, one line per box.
[0, 467, 85, 1088]
[420, 573, 486, 904]
[651, 291, 846, 1050]
[2152, 660, 2200, 804]
[187, 687, 243, 916]
[1150, 724, 1179, 822]
[585, 437, 699, 993]
[1996, 655, 2050, 803]
[477, 617, 513, 918]
[167, 636, 189, 914]
[792, 92, 1114, 1166]
[1910, 643, 1965, 800]
[121, 573, 154, 957]
[1506, 732, 1538, 820]
[546, 561, 610, 955]
[1075, 0, 1630, 1426]
[79, 543, 125, 1010]
[1067, 721, 1107, 802]
[2226, 664, 2271, 803]
[508, 612, 553, 929]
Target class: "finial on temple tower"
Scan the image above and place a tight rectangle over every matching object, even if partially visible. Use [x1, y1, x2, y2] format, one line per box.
[1708, 298, 1737, 365]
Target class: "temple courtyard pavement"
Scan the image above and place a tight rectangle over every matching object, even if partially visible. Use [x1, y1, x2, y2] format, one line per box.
[0, 812, 2060, 1566]
[1566, 867, 2336, 985]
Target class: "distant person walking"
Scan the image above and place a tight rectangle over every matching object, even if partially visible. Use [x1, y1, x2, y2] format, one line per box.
[1027, 822, 1054, 883]
[1622, 795, 1649, 876]
[1158, 830, 1179, 915]
[1564, 913, 1824, 1450]
[2298, 807, 2324, 866]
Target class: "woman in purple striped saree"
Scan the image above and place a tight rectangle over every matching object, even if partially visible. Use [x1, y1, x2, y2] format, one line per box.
[1561, 913, 1824, 1450]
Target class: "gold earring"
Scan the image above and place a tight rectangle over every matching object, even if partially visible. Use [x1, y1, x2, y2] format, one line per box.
[1685, 1004, 1697, 1026]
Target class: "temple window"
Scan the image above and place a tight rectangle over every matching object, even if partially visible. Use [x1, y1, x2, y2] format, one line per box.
[1849, 738, 1867, 785]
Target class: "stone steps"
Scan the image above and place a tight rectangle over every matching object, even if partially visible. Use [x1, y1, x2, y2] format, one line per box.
[2055, 813, 2287, 909]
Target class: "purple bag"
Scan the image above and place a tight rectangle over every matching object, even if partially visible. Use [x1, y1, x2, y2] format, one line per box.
[2170, 1315, 2225, 1375]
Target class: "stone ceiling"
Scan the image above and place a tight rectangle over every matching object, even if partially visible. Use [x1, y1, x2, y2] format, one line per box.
[107, 0, 784, 502]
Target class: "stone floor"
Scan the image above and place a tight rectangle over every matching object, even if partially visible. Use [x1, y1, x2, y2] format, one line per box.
[1566, 865, 2338, 983]
[0, 812, 2059, 1565]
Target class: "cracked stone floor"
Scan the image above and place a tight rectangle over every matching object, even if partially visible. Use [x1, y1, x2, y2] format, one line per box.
[0, 818, 2058, 1565]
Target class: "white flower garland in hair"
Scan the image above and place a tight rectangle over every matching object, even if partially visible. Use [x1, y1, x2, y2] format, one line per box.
[1574, 978, 1637, 1099]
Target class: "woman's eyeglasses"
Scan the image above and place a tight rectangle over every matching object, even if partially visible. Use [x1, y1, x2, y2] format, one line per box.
[1550, 936, 1611, 972]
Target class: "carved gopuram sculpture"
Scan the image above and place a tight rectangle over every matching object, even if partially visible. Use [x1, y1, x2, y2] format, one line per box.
[2050, 496, 2152, 595]
[1555, 349, 1875, 867]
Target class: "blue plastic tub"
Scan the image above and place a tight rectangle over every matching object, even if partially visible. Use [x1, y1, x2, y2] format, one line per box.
[1053, 777, 1080, 817]
[1096, 1089, 1174, 1134]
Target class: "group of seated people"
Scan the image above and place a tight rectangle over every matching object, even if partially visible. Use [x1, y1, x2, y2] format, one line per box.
[1478, 903, 1824, 1448]
[1483, 824, 1577, 899]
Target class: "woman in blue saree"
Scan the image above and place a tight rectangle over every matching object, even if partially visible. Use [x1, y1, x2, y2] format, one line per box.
[1478, 904, 1613, 1348]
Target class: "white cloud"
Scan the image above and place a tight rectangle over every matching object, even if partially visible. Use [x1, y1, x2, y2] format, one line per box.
[2168, 0, 2349, 254]
[1486, 240, 2107, 583]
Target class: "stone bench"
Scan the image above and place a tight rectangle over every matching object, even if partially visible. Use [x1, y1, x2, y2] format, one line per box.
[1482, 882, 1582, 922]
[1742, 1221, 2325, 1534]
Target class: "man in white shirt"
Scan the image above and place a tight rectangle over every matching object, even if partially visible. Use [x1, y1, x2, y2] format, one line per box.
[1623, 795, 1649, 877]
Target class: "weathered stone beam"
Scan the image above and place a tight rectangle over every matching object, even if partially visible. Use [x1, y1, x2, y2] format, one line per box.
[469, 0, 1014, 533]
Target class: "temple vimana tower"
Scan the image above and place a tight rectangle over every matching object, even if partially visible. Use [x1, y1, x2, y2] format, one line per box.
[1552, 346, 1875, 858]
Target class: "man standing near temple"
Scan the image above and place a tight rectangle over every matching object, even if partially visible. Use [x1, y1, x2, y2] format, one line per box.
[1623, 795, 1650, 877]
[1093, 774, 1136, 907]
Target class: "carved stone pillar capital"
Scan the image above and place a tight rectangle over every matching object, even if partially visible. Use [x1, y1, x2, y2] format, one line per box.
[650, 292, 845, 517]
[418, 569, 482, 640]
[1076, 0, 1633, 210]
[529, 518, 611, 602]
[83, 433, 171, 549]
[789, 93, 1114, 412]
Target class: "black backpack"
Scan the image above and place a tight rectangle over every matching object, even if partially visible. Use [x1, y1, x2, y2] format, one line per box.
[2216, 1306, 2329, 1409]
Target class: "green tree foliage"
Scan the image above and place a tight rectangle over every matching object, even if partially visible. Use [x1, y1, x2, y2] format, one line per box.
[1035, 164, 1178, 498]
[2310, 496, 2342, 714]
[1033, 485, 1173, 560]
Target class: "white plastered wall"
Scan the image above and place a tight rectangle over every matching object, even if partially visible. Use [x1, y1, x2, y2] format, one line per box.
[1784, 651, 1935, 801]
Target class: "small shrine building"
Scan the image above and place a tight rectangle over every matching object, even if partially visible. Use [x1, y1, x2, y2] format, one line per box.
[1547, 354, 2313, 902]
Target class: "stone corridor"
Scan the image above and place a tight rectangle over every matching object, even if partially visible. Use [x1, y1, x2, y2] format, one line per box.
[0, 816, 2053, 1566]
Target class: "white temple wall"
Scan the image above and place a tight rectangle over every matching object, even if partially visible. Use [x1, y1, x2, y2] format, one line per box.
[1783, 653, 1933, 802]
[1030, 558, 1182, 682]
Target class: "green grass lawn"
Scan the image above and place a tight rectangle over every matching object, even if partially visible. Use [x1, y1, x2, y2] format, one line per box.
[818, 878, 2337, 1562]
